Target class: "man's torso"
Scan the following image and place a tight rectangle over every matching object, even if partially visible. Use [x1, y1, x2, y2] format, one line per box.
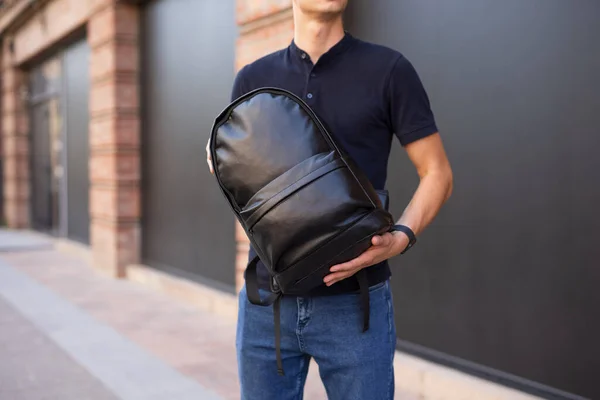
[232, 33, 437, 295]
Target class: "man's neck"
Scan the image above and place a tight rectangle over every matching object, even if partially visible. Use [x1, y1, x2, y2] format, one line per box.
[293, 14, 345, 64]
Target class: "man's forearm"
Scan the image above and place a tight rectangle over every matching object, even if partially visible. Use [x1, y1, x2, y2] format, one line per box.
[396, 168, 453, 236]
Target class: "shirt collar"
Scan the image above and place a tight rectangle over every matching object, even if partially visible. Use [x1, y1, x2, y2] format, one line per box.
[289, 31, 356, 66]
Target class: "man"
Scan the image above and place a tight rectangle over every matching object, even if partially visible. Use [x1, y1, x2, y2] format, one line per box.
[207, 0, 453, 398]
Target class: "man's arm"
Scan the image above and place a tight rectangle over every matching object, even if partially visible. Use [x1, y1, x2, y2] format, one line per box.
[324, 53, 452, 286]
[323, 132, 453, 286]
[395, 132, 453, 236]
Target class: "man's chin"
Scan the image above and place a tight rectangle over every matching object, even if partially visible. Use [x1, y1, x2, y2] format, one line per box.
[311, 9, 345, 21]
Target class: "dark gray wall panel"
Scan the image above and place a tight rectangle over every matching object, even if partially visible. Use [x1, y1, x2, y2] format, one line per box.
[345, 0, 600, 398]
[64, 39, 90, 244]
[141, 0, 237, 289]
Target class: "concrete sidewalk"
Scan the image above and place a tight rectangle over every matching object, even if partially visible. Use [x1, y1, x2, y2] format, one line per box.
[0, 231, 328, 400]
[0, 295, 119, 400]
[0, 252, 226, 399]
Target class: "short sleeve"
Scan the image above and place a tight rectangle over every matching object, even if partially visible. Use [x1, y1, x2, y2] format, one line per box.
[231, 65, 250, 102]
[388, 55, 438, 146]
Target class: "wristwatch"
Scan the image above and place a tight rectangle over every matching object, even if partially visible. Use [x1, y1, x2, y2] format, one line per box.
[390, 224, 417, 254]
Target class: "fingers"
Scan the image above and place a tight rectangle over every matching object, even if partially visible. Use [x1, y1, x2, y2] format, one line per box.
[206, 154, 214, 174]
[371, 232, 393, 246]
[324, 255, 367, 286]
[324, 234, 396, 286]
[329, 235, 392, 273]
[329, 254, 371, 273]
[324, 270, 356, 286]
[371, 234, 382, 246]
[206, 139, 214, 174]
[207, 155, 214, 174]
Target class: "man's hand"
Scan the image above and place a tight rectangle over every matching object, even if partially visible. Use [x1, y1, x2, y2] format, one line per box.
[323, 231, 410, 287]
[206, 139, 214, 174]
[322, 133, 453, 287]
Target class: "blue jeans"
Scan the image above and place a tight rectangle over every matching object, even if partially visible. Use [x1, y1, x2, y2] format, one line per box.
[236, 279, 396, 400]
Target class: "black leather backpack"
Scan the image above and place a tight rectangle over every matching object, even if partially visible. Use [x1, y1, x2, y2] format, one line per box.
[210, 87, 401, 374]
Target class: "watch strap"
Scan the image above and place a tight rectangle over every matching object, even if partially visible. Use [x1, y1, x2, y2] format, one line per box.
[390, 224, 417, 254]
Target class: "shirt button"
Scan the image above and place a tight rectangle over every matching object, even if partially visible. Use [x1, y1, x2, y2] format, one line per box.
[301, 53, 307, 59]
[310, 73, 316, 77]
[307, 93, 313, 99]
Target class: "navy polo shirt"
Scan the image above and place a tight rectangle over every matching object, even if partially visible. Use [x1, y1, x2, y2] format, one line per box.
[230, 32, 438, 295]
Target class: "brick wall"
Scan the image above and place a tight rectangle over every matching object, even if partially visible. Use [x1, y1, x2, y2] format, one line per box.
[0, 0, 99, 230]
[1, 54, 28, 228]
[88, 1, 140, 277]
[11, 0, 91, 65]
[234, 0, 294, 292]
[0, 0, 140, 277]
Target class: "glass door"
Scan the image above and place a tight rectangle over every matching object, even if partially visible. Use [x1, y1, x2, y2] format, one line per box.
[29, 55, 64, 235]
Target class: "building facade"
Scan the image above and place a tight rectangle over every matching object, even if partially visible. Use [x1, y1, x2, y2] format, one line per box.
[0, 1, 598, 399]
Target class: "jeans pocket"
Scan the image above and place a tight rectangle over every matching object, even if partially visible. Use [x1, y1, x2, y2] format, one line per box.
[368, 280, 387, 292]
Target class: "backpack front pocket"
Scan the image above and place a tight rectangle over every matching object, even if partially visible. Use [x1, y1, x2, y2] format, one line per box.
[239, 152, 375, 273]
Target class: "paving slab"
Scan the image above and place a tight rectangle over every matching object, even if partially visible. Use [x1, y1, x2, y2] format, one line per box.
[0, 259, 224, 400]
[0, 229, 53, 252]
[0, 296, 119, 400]
[0, 247, 328, 400]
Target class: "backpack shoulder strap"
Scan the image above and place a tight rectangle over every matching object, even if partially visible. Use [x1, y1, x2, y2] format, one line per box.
[356, 269, 370, 332]
[244, 255, 285, 376]
[245, 255, 280, 306]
